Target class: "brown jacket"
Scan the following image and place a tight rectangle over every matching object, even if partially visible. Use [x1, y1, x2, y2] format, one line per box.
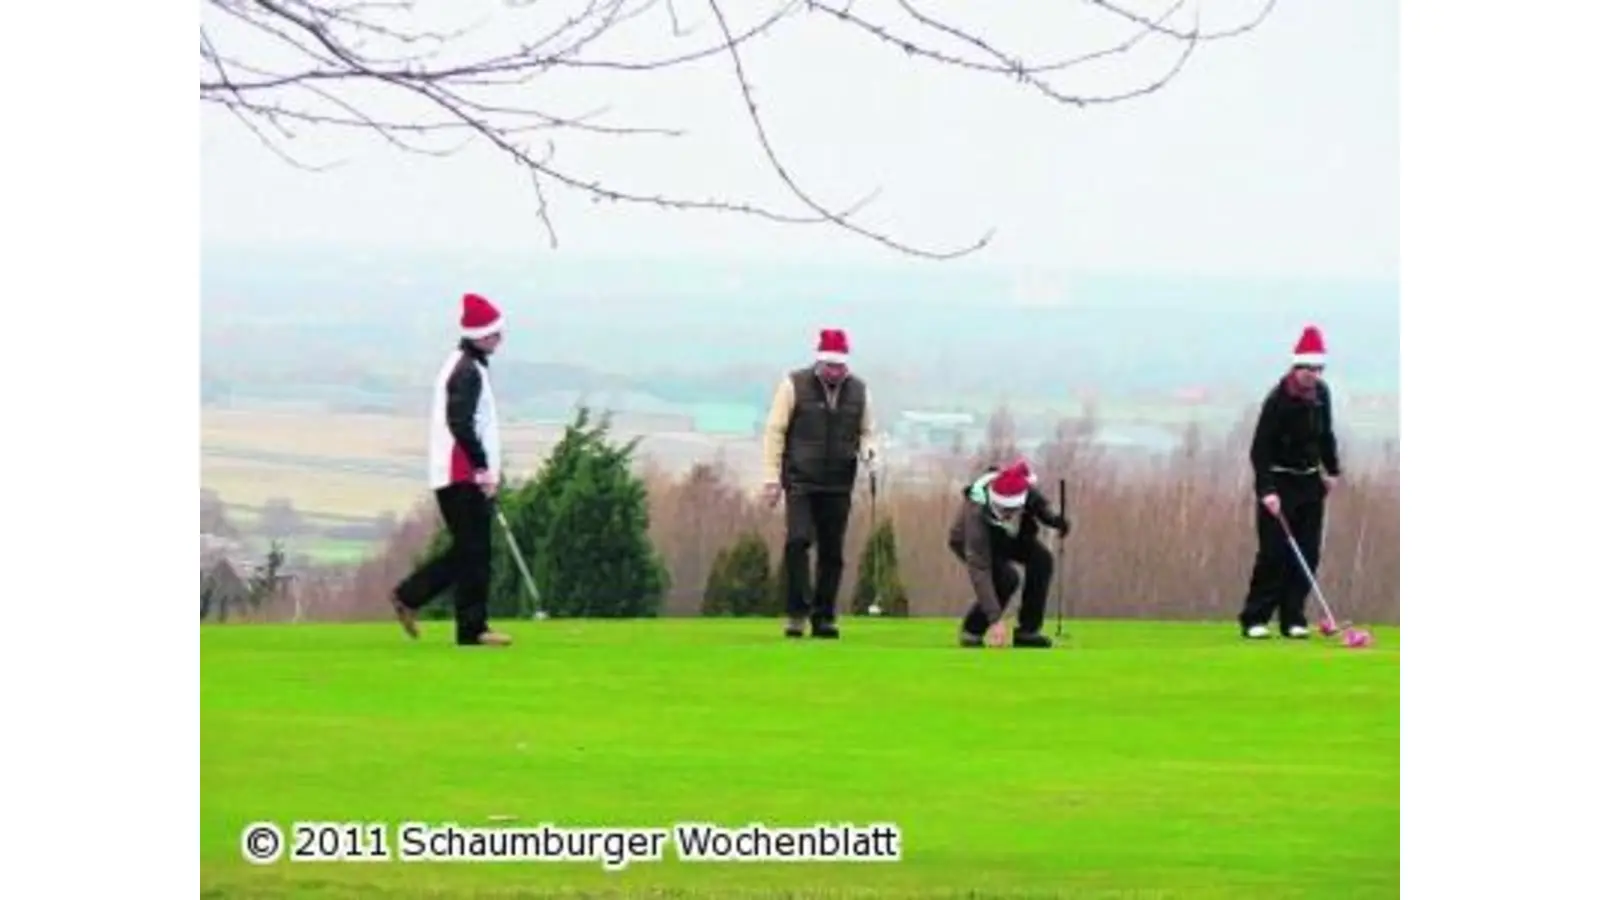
[947, 477, 1070, 621]
[947, 494, 1011, 622]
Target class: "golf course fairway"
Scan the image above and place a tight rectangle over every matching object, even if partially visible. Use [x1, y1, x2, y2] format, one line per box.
[201, 618, 1399, 898]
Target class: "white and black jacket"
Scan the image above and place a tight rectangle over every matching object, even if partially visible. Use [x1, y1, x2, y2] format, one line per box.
[427, 340, 502, 489]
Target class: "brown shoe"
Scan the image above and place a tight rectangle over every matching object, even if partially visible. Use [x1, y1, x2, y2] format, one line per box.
[391, 594, 419, 639]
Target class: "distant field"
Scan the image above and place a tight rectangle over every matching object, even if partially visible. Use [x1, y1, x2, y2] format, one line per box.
[201, 400, 1395, 523]
[202, 408, 554, 467]
[227, 505, 398, 529]
[204, 457, 420, 519]
[201, 408, 758, 520]
[294, 537, 379, 565]
[203, 409, 433, 459]
[202, 618, 1400, 899]
[201, 409, 555, 519]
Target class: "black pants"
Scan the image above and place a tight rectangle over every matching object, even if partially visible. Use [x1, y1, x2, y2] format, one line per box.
[783, 489, 853, 625]
[1239, 474, 1326, 634]
[395, 483, 492, 644]
[958, 532, 1054, 636]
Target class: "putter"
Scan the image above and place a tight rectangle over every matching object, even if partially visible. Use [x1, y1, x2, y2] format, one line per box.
[495, 505, 546, 620]
[1274, 511, 1342, 636]
[1053, 477, 1068, 638]
[1318, 505, 1335, 635]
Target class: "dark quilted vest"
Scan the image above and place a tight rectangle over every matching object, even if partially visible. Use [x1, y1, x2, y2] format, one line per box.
[782, 368, 867, 493]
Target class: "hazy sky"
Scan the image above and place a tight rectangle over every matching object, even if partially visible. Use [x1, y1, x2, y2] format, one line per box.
[200, 0, 1396, 281]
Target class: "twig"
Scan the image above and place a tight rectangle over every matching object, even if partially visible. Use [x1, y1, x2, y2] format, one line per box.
[706, 0, 990, 260]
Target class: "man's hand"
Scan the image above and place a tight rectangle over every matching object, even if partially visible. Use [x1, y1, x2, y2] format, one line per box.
[1322, 474, 1339, 494]
[985, 619, 1009, 648]
[1260, 493, 1281, 518]
[763, 481, 783, 507]
[475, 470, 498, 499]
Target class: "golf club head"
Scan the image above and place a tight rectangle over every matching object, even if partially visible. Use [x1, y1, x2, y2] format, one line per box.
[1318, 616, 1340, 637]
[867, 604, 883, 616]
[1342, 628, 1372, 649]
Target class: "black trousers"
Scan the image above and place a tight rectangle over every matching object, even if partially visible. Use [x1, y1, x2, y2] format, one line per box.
[783, 489, 853, 624]
[958, 532, 1054, 636]
[1239, 474, 1326, 634]
[395, 483, 492, 644]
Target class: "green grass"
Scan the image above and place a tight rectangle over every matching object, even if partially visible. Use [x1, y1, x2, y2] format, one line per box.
[201, 619, 1399, 899]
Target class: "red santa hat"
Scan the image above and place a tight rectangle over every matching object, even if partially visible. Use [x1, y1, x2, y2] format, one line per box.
[1292, 325, 1326, 368]
[989, 463, 1031, 509]
[1010, 457, 1040, 486]
[461, 292, 503, 340]
[816, 328, 850, 365]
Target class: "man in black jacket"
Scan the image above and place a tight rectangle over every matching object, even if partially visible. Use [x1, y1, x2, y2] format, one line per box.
[1239, 325, 1343, 640]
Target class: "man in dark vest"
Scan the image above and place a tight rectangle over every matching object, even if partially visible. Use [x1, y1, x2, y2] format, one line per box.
[761, 328, 879, 639]
[1238, 325, 1344, 640]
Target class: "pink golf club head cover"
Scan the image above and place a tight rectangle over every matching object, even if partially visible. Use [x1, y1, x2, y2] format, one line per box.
[1343, 629, 1372, 649]
[1318, 617, 1339, 636]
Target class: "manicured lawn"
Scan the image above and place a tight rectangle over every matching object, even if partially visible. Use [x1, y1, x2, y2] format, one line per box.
[201, 618, 1399, 898]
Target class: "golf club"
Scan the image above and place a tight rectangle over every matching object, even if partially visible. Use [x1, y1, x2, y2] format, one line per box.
[1274, 510, 1351, 640]
[495, 505, 546, 620]
[1318, 504, 1336, 635]
[1053, 477, 1068, 639]
[866, 469, 882, 616]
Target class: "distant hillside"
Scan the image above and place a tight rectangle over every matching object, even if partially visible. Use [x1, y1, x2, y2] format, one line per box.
[202, 245, 1398, 425]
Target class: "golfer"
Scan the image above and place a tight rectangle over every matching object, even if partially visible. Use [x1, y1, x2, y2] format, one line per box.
[390, 293, 514, 647]
[1238, 325, 1343, 640]
[761, 327, 879, 640]
[947, 461, 1061, 649]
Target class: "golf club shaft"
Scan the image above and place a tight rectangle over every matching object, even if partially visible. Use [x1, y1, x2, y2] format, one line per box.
[496, 507, 542, 613]
[869, 472, 877, 611]
[1276, 512, 1337, 624]
[1054, 477, 1066, 636]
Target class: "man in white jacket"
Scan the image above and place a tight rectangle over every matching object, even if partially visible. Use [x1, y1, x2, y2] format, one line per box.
[391, 292, 513, 647]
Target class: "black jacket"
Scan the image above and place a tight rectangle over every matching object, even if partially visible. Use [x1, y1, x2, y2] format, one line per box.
[1249, 377, 1342, 498]
[445, 339, 492, 473]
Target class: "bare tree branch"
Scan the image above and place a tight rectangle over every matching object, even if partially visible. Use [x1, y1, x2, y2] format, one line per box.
[202, 0, 1278, 258]
[706, 0, 987, 260]
[886, 0, 1204, 108]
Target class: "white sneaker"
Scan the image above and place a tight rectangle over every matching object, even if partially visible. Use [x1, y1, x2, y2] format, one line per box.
[1245, 625, 1271, 639]
[1286, 625, 1310, 639]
